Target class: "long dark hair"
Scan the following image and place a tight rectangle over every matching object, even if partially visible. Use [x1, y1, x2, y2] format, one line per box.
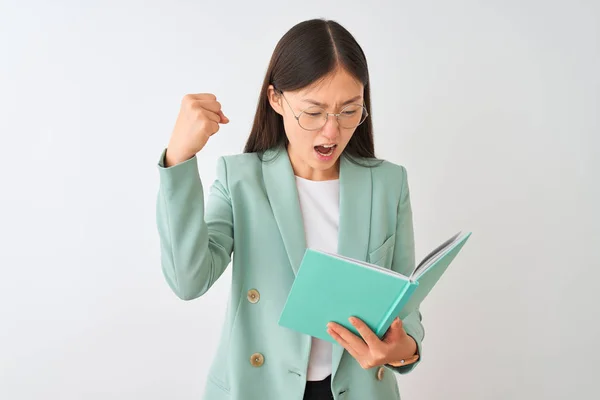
[243, 18, 376, 162]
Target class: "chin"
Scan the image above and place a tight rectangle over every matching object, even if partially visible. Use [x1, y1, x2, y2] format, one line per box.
[310, 155, 340, 170]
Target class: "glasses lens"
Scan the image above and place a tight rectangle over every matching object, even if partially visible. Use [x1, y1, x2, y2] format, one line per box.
[338, 105, 367, 128]
[297, 105, 368, 130]
[298, 106, 327, 130]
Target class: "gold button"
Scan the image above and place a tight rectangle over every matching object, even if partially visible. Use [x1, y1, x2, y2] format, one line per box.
[376, 366, 385, 381]
[250, 352, 264, 367]
[247, 289, 260, 303]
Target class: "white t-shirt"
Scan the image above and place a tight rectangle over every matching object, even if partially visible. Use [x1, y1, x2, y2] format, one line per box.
[294, 175, 340, 381]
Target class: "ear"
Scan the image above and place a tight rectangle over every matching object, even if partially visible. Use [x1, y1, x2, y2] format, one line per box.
[267, 85, 284, 116]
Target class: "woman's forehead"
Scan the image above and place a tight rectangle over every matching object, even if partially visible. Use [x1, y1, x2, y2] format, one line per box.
[293, 71, 364, 103]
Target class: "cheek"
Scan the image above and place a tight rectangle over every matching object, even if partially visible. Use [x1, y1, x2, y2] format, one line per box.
[339, 129, 357, 148]
[284, 120, 310, 147]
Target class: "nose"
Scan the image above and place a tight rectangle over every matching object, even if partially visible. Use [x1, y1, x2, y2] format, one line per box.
[321, 114, 340, 140]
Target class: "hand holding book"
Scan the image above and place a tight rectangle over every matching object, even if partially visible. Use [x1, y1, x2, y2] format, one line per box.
[326, 316, 419, 369]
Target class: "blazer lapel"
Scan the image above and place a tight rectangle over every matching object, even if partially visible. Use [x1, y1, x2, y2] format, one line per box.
[332, 153, 372, 382]
[262, 146, 373, 380]
[262, 146, 307, 276]
[336, 154, 372, 262]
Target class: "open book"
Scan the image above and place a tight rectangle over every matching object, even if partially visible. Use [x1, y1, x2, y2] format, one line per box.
[277, 231, 472, 343]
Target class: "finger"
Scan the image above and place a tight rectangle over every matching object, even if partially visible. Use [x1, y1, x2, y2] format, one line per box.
[191, 101, 228, 124]
[328, 328, 375, 370]
[393, 317, 406, 335]
[187, 93, 217, 101]
[327, 326, 361, 357]
[384, 317, 401, 334]
[196, 101, 229, 123]
[328, 322, 368, 354]
[200, 108, 221, 124]
[193, 99, 222, 114]
[383, 318, 404, 343]
[349, 317, 382, 348]
[217, 109, 229, 124]
[204, 120, 220, 136]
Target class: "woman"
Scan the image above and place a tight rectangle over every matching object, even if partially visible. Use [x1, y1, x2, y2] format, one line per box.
[156, 18, 424, 400]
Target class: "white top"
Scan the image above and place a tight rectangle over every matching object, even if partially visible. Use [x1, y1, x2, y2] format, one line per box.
[294, 175, 340, 381]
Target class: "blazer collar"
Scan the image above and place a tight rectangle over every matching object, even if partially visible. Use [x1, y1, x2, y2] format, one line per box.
[261, 145, 372, 277]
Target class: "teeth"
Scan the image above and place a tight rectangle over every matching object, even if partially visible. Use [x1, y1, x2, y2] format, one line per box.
[322, 144, 335, 148]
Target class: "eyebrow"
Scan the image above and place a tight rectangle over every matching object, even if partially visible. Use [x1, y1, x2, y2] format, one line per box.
[302, 96, 363, 107]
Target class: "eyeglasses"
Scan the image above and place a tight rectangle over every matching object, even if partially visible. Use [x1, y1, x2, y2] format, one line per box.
[276, 89, 369, 131]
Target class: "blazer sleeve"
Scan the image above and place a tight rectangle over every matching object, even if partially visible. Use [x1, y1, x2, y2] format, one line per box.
[155, 148, 234, 300]
[386, 165, 425, 375]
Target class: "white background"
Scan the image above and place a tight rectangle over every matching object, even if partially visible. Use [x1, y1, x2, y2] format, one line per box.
[1, 1, 598, 399]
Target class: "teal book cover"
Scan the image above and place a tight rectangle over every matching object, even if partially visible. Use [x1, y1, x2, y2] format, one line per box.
[277, 231, 472, 343]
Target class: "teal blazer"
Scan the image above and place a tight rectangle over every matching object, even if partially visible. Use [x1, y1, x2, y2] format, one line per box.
[156, 145, 425, 400]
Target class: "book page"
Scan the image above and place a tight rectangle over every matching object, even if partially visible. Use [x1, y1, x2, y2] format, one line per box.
[410, 231, 462, 280]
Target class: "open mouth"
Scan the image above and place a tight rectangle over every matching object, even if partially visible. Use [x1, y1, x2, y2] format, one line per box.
[314, 144, 337, 157]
